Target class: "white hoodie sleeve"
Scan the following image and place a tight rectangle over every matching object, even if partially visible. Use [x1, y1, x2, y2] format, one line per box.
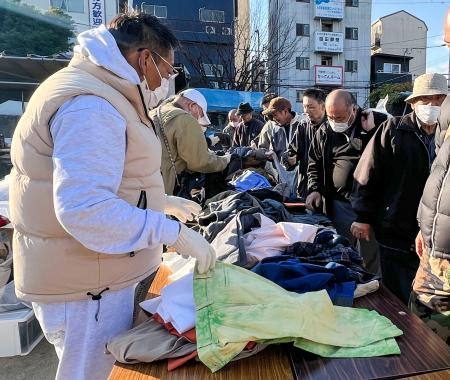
[51, 95, 180, 254]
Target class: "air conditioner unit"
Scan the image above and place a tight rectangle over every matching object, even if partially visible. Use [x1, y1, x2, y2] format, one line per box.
[222, 27, 232, 35]
[205, 26, 216, 34]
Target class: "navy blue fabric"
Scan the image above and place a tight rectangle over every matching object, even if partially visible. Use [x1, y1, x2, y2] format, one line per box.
[252, 256, 356, 306]
[284, 228, 378, 284]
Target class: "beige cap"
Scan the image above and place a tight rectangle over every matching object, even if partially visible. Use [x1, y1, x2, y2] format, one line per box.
[405, 73, 448, 103]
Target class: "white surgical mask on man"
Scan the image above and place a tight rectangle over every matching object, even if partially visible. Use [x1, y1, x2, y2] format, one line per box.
[415, 104, 441, 125]
[139, 55, 172, 109]
[328, 109, 354, 133]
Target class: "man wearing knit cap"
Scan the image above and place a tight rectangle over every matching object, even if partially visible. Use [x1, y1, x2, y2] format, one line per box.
[350, 73, 448, 304]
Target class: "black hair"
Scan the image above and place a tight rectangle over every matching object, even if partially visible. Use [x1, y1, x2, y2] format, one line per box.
[261, 92, 277, 106]
[108, 12, 179, 61]
[303, 88, 326, 104]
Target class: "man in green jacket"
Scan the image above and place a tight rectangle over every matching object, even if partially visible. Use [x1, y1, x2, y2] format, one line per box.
[150, 89, 231, 195]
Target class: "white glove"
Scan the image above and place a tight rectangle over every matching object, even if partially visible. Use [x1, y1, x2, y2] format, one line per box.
[164, 195, 202, 222]
[210, 135, 220, 146]
[173, 224, 216, 274]
[223, 153, 232, 164]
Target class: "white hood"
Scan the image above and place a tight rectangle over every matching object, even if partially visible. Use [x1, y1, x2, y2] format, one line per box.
[74, 25, 141, 85]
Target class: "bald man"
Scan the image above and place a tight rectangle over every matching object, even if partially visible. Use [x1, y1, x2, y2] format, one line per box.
[223, 108, 239, 141]
[306, 89, 387, 275]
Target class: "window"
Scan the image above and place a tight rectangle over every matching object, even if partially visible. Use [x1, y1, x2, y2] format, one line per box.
[296, 57, 310, 70]
[383, 63, 401, 74]
[345, 60, 358, 73]
[322, 22, 333, 32]
[222, 27, 232, 35]
[50, 0, 84, 13]
[321, 55, 332, 66]
[141, 5, 167, 18]
[296, 90, 305, 103]
[345, 0, 359, 6]
[141, 4, 167, 18]
[202, 63, 224, 77]
[199, 8, 225, 23]
[296, 24, 310, 37]
[345, 27, 358, 40]
[205, 26, 216, 34]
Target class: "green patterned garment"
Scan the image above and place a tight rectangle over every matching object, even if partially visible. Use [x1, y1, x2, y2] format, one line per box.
[194, 262, 402, 372]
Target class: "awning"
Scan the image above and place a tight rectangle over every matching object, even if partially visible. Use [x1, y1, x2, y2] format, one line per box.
[0, 54, 70, 89]
[196, 88, 264, 113]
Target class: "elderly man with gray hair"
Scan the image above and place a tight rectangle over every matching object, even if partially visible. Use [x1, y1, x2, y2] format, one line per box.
[150, 88, 231, 196]
[350, 73, 448, 304]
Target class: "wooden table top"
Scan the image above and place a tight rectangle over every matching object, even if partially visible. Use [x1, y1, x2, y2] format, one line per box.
[289, 285, 450, 380]
[109, 270, 450, 380]
[108, 345, 293, 380]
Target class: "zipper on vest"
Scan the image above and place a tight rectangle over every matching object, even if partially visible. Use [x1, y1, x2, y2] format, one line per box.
[129, 191, 148, 257]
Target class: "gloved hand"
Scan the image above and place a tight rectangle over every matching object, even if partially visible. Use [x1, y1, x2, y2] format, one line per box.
[173, 224, 216, 274]
[223, 153, 232, 164]
[209, 135, 220, 146]
[164, 195, 202, 223]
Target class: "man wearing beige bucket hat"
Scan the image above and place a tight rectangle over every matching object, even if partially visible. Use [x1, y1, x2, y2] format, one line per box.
[349, 73, 448, 304]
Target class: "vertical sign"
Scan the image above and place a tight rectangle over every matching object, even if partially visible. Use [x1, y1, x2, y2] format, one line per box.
[89, 0, 106, 27]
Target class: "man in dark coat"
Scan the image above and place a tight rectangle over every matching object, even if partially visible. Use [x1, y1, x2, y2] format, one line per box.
[350, 73, 448, 304]
[283, 88, 327, 198]
[306, 89, 387, 275]
[232, 102, 264, 147]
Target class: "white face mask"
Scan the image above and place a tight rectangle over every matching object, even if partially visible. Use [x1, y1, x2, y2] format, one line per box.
[139, 56, 171, 110]
[415, 104, 440, 125]
[328, 109, 354, 133]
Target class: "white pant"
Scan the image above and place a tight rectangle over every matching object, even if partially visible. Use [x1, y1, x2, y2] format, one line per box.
[32, 285, 135, 380]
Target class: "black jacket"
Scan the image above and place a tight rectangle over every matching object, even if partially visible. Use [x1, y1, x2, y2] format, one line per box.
[232, 118, 264, 147]
[307, 108, 385, 212]
[351, 112, 433, 252]
[283, 116, 326, 198]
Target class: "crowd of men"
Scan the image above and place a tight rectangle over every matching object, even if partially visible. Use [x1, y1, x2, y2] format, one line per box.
[7, 11, 450, 380]
[217, 74, 450, 344]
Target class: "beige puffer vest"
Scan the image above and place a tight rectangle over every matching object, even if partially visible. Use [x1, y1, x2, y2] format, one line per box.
[10, 55, 166, 303]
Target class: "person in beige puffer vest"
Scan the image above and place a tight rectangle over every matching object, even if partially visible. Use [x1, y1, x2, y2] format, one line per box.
[9, 13, 216, 380]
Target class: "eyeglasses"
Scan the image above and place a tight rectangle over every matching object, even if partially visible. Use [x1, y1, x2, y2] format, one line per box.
[138, 48, 179, 79]
[151, 50, 179, 80]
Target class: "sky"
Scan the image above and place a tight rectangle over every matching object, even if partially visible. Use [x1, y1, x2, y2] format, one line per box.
[371, 0, 449, 75]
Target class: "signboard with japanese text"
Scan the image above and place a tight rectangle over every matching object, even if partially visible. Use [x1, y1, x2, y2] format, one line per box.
[315, 32, 344, 53]
[314, 0, 344, 20]
[314, 65, 343, 86]
[89, 0, 106, 27]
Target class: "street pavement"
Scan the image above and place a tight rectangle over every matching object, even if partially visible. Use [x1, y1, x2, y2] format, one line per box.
[0, 339, 57, 380]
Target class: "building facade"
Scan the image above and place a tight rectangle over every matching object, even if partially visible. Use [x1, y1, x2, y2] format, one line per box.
[131, 0, 237, 89]
[22, 0, 120, 34]
[371, 10, 427, 81]
[269, 0, 372, 109]
[371, 53, 412, 88]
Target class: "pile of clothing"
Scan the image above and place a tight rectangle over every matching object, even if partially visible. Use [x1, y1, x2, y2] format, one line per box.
[107, 189, 401, 373]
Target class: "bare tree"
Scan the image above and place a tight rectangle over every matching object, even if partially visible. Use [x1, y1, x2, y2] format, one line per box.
[179, 2, 300, 92]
